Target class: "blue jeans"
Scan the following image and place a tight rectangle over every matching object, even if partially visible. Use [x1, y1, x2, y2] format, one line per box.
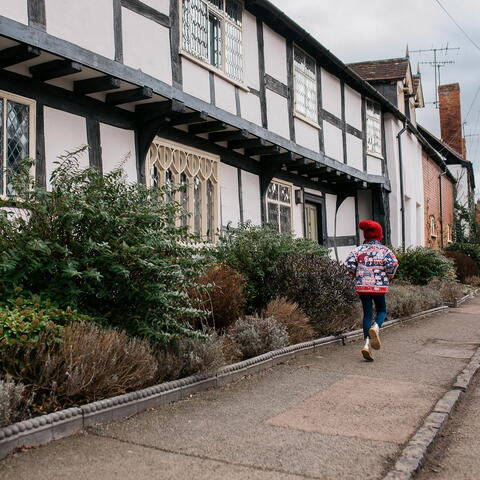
[360, 295, 387, 339]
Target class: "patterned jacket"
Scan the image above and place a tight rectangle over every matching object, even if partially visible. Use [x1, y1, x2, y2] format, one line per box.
[345, 240, 399, 294]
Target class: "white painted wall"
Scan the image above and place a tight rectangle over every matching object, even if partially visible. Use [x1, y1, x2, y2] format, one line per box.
[346, 133, 363, 171]
[337, 246, 354, 263]
[122, 8, 172, 84]
[242, 11, 260, 90]
[45, 0, 115, 59]
[219, 162, 240, 228]
[291, 187, 304, 237]
[139, 0, 169, 15]
[344, 85, 362, 131]
[100, 123, 137, 183]
[357, 189, 372, 242]
[182, 57, 210, 103]
[323, 121, 343, 162]
[366, 155, 383, 175]
[321, 68, 342, 119]
[241, 171, 261, 225]
[239, 91, 262, 126]
[449, 164, 469, 208]
[1, 0, 28, 24]
[336, 197, 356, 236]
[266, 90, 289, 139]
[44, 107, 88, 189]
[294, 118, 319, 152]
[214, 75, 236, 114]
[325, 193, 336, 237]
[263, 24, 287, 84]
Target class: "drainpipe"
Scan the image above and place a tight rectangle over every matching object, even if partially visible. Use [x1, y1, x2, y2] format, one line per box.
[439, 171, 447, 249]
[397, 121, 408, 251]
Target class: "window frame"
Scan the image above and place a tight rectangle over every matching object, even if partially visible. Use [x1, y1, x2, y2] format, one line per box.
[429, 215, 437, 238]
[266, 178, 293, 234]
[0, 90, 36, 198]
[180, 0, 245, 87]
[293, 45, 318, 124]
[365, 99, 383, 158]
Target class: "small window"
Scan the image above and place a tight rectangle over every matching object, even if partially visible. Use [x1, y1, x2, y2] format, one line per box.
[366, 99, 382, 156]
[182, 0, 243, 82]
[429, 215, 437, 238]
[267, 180, 292, 233]
[447, 224, 453, 243]
[293, 47, 317, 122]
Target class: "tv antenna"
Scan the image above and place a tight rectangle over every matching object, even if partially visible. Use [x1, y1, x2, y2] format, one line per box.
[410, 45, 460, 108]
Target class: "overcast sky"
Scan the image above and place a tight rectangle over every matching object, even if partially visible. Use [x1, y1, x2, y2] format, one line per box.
[270, 0, 480, 194]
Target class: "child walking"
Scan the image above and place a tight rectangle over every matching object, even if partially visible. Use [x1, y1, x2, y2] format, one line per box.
[346, 221, 398, 361]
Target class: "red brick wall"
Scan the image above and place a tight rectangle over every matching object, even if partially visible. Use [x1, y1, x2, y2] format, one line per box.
[423, 151, 455, 249]
[438, 83, 465, 159]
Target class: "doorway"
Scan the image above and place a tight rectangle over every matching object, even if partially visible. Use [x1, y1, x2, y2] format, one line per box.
[304, 193, 325, 245]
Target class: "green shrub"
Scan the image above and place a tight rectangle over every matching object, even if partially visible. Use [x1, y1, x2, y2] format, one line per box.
[394, 247, 455, 285]
[0, 295, 89, 347]
[387, 283, 443, 318]
[214, 223, 328, 311]
[226, 314, 289, 360]
[0, 376, 32, 427]
[272, 254, 358, 335]
[443, 251, 480, 283]
[445, 243, 480, 268]
[0, 154, 207, 344]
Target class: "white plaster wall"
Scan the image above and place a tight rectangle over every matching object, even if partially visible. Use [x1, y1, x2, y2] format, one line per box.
[337, 246, 354, 263]
[45, 0, 115, 59]
[44, 107, 88, 189]
[366, 155, 383, 175]
[357, 189, 372, 242]
[266, 90, 289, 139]
[239, 91, 262, 126]
[214, 75, 236, 114]
[1, 0, 28, 24]
[263, 24, 287, 84]
[344, 85, 362, 131]
[219, 163, 240, 228]
[321, 69, 342, 118]
[291, 188, 304, 238]
[122, 8, 172, 84]
[449, 164, 469, 208]
[325, 193, 336, 237]
[139, 0, 169, 15]
[323, 121, 343, 162]
[182, 58, 210, 103]
[241, 171, 261, 225]
[242, 11, 260, 90]
[336, 197, 356, 236]
[294, 118, 319, 152]
[346, 134, 363, 171]
[100, 123, 137, 183]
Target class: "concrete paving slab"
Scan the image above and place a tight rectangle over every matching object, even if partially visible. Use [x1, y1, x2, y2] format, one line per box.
[416, 339, 478, 359]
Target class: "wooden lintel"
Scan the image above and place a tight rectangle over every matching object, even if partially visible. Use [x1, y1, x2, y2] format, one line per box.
[74, 75, 121, 94]
[189, 121, 227, 134]
[169, 111, 209, 126]
[0, 44, 40, 68]
[30, 59, 82, 81]
[106, 86, 153, 105]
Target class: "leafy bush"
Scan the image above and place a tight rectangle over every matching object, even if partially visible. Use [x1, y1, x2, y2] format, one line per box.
[387, 283, 443, 319]
[0, 376, 31, 427]
[272, 254, 358, 335]
[214, 223, 328, 311]
[428, 278, 468, 304]
[190, 263, 246, 331]
[445, 243, 480, 268]
[226, 315, 289, 360]
[0, 295, 89, 347]
[394, 247, 455, 285]
[0, 323, 158, 411]
[443, 251, 480, 283]
[0, 154, 207, 344]
[264, 298, 316, 344]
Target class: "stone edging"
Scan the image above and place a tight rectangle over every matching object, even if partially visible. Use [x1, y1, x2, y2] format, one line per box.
[0, 297, 473, 460]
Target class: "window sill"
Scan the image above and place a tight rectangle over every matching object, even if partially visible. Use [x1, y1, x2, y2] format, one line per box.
[293, 112, 321, 130]
[179, 50, 250, 93]
[366, 151, 384, 161]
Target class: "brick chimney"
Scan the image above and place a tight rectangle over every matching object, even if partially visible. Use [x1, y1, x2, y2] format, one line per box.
[438, 83, 466, 159]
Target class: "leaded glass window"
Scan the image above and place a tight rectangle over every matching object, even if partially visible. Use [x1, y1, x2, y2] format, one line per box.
[182, 0, 243, 82]
[266, 181, 292, 233]
[294, 47, 317, 122]
[366, 99, 382, 156]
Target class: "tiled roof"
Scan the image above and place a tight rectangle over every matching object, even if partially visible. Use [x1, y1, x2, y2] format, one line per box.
[348, 58, 410, 81]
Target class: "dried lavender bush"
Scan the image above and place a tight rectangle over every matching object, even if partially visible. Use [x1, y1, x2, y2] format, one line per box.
[0, 376, 31, 427]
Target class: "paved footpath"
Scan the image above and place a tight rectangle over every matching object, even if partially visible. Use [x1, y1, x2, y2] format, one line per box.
[2, 297, 480, 480]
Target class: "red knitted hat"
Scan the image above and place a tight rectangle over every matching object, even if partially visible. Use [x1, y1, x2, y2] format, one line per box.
[359, 220, 383, 241]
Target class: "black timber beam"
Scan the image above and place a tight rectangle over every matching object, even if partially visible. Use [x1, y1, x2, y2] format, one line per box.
[295, 163, 327, 175]
[30, 59, 82, 80]
[74, 75, 121, 94]
[228, 138, 266, 150]
[0, 44, 40, 68]
[169, 111, 208, 126]
[189, 121, 227, 134]
[136, 99, 186, 119]
[261, 152, 296, 166]
[106, 86, 153, 105]
[286, 158, 309, 172]
[209, 129, 248, 142]
[245, 145, 280, 157]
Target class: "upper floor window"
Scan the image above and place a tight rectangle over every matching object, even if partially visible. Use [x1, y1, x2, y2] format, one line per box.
[0, 91, 35, 196]
[266, 180, 292, 233]
[366, 99, 382, 156]
[429, 215, 436, 238]
[147, 138, 219, 242]
[182, 0, 243, 82]
[293, 47, 317, 123]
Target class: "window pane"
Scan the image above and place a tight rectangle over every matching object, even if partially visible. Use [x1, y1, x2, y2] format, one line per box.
[6, 100, 29, 196]
[225, 0, 242, 25]
[280, 185, 290, 204]
[294, 47, 317, 122]
[165, 169, 174, 202]
[151, 164, 159, 187]
[267, 202, 279, 231]
[194, 176, 202, 234]
[184, 0, 208, 61]
[280, 205, 291, 233]
[208, 0, 223, 9]
[207, 179, 214, 241]
[267, 182, 278, 201]
[208, 12, 222, 68]
[225, 22, 243, 81]
[180, 172, 189, 227]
